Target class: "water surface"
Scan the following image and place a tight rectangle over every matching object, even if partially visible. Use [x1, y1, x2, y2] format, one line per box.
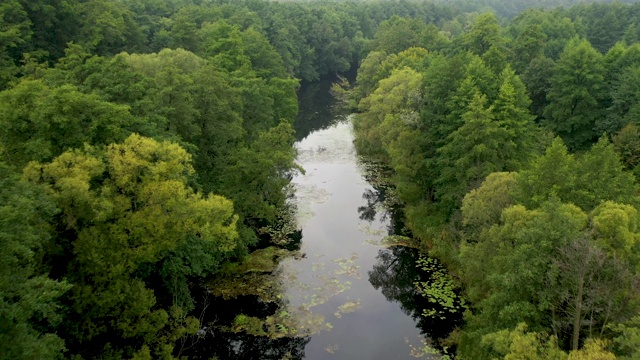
[285, 92, 433, 358]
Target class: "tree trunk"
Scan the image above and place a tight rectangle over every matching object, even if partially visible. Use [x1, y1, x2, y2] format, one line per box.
[572, 275, 584, 350]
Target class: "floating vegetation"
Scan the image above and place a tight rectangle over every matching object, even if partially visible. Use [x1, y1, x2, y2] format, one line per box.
[365, 235, 422, 249]
[227, 309, 331, 339]
[415, 257, 466, 320]
[333, 253, 361, 279]
[334, 300, 362, 318]
[209, 248, 365, 340]
[208, 246, 295, 302]
[358, 159, 401, 209]
[293, 182, 331, 226]
[359, 223, 386, 237]
[406, 337, 452, 359]
[324, 344, 339, 354]
[260, 202, 300, 246]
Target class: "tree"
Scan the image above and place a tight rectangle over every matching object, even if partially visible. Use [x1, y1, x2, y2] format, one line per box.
[461, 13, 503, 56]
[436, 92, 510, 213]
[76, 0, 144, 56]
[355, 67, 423, 158]
[23, 134, 240, 358]
[197, 20, 251, 72]
[511, 24, 547, 73]
[572, 137, 638, 211]
[0, 0, 31, 90]
[369, 16, 426, 54]
[481, 323, 567, 360]
[521, 56, 555, 120]
[514, 137, 577, 209]
[0, 163, 70, 359]
[492, 66, 539, 169]
[612, 123, 640, 173]
[461, 172, 517, 232]
[240, 27, 287, 79]
[544, 38, 606, 150]
[606, 65, 640, 136]
[0, 79, 134, 168]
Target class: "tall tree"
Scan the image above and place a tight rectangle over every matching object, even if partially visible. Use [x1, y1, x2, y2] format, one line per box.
[0, 164, 70, 360]
[24, 134, 240, 358]
[544, 38, 606, 150]
[436, 92, 510, 213]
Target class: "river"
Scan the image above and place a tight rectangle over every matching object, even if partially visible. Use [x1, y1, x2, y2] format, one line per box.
[184, 78, 459, 360]
[280, 79, 451, 359]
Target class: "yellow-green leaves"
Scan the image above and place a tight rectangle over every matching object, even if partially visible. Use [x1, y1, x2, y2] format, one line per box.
[462, 172, 517, 231]
[24, 134, 239, 353]
[106, 134, 194, 194]
[592, 201, 640, 265]
[482, 323, 567, 360]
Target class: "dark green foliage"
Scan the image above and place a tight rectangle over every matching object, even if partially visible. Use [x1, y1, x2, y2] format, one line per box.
[0, 79, 134, 167]
[544, 38, 606, 150]
[0, 164, 70, 359]
[351, 4, 640, 358]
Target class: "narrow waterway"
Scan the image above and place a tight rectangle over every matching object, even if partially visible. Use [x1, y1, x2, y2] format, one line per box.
[282, 79, 441, 359]
[184, 78, 459, 360]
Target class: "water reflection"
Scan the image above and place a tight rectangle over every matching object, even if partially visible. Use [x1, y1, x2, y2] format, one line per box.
[180, 293, 311, 360]
[357, 188, 387, 223]
[186, 73, 462, 359]
[295, 79, 348, 141]
[368, 247, 463, 350]
[360, 177, 463, 352]
[184, 331, 309, 360]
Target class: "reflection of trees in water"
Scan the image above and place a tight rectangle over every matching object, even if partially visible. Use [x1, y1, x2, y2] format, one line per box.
[185, 332, 309, 360]
[181, 291, 311, 359]
[295, 78, 347, 141]
[368, 247, 463, 349]
[357, 188, 389, 223]
[357, 181, 406, 238]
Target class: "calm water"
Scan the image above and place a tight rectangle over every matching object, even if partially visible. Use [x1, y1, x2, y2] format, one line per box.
[286, 120, 428, 359]
[184, 78, 458, 360]
[281, 78, 446, 359]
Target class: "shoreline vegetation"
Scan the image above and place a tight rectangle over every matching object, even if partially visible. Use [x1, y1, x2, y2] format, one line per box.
[4, 0, 640, 358]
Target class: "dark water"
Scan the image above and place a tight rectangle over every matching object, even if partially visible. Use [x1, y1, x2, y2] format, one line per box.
[280, 78, 457, 359]
[184, 77, 459, 360]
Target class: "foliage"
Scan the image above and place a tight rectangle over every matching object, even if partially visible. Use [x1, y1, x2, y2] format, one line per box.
[5, 0, 640, 358]
[0, 163, 70, 359]
[23, 134, 240, 358]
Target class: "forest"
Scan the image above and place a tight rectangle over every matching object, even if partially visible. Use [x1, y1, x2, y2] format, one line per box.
[4, 0, 640, 359]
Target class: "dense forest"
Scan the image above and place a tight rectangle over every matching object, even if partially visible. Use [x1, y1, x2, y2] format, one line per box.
[346, 1, 640, 359]
[5, 0, 640, 359]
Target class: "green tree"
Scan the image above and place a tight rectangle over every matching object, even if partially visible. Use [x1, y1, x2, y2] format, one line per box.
[241, 27, 287, 79]
[511, 24, 547, 73]
[481, 323, 567, 360]
[521, 56, 555, 120]
[369, 16, 426, 54]
[436, 92, 510, 213]
[613, 123, 640, 173]
[0, 0, 31, 89]
[572, 137, 638, 211]
[462, 12, 505, 57]
[0, 164, 70, 360]
[76, 0, 144, 56]
[606, 65, 640, 136]
[544, 38, 606, 150]
[492, 66, 539, 169]
[24, 134, 240, 358]
[0, 79, 134, 168]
